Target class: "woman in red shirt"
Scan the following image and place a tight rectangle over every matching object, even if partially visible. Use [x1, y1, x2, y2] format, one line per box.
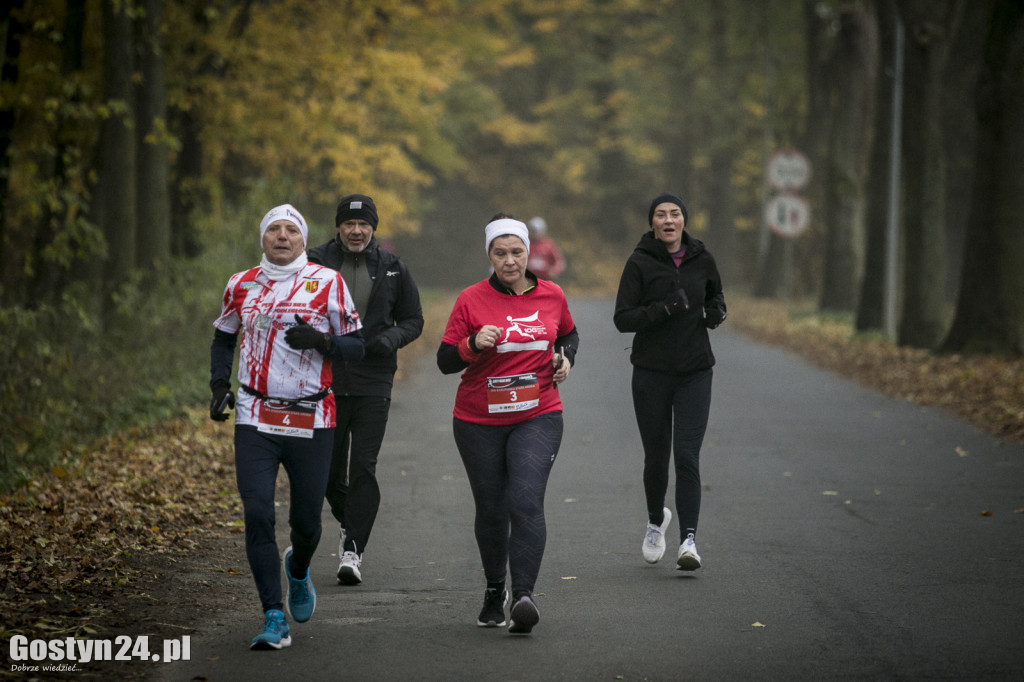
[437, 214, 579, 635]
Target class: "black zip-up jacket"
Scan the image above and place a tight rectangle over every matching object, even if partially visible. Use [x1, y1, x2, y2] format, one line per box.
[308, 236, 424, 397]
[613, 231, 726, 375]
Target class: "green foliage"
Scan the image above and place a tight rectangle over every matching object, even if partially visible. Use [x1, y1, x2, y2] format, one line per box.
[0, 254, 226, 492]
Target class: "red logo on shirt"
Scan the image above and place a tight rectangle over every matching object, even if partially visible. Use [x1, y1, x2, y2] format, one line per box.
[304, 280, 320, 293]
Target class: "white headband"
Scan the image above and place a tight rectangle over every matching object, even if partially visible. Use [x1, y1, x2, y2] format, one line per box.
[484, 218, 530, 256]
[259, 203, 308, 248]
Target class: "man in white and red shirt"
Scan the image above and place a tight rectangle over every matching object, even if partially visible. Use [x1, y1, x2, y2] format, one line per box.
[209, 203, 363, 651]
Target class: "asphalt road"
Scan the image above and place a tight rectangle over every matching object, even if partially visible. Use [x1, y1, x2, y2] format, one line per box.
[158, 296, 1024, 681]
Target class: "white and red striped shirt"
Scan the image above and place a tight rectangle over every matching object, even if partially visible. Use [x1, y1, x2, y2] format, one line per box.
[213, 263, 361, 429]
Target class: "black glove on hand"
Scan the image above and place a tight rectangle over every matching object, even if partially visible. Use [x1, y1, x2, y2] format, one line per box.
[664, 288, 690, 315]
[210, 382, 234, 421]
[704, 306, 727, 329]
[285, 314, 331, 354]
[365, 334, 395, 358]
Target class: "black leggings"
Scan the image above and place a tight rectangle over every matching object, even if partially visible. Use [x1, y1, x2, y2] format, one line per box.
[234, 426, 333, 612]
[631, 366, 712, 541]
[452, 412, 563, 596]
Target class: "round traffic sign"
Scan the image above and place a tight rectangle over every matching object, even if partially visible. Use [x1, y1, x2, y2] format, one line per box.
[765, 193, 810, 238]
[767, 149, 812, 191]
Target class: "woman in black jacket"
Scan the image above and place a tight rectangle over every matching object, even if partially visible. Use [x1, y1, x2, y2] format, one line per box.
[613, 192, 726, 572]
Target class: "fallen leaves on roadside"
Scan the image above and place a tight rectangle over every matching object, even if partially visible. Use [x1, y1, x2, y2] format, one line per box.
[0, 408, 239, 638]
[728, 298, 1024, 445]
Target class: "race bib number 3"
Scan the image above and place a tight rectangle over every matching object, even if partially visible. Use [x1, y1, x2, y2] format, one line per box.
[257, 399, 317, 438]
[486, 373, 539, 414]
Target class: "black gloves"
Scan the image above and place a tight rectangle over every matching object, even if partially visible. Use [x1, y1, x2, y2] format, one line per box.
[364, 334, 395, 358]
[704, 306, 727, 329]
[664, 288, 690, 315]
[285, 314, 332, 354]
[210, 381, 234, 421]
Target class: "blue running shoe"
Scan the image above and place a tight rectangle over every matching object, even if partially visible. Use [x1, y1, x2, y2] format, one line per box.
[284, 545, 316, 623]
[250, 609, 291, 650]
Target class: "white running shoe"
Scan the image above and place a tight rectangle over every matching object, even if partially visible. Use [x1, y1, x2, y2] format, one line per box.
[676, 533, 702, 571]
[337, 551, 362, 585]
[642, 507, 672, 563]
[337, 526, 347, 558]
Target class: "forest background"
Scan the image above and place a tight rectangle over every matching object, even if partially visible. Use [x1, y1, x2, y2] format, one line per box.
[1, 0, 1023, 490]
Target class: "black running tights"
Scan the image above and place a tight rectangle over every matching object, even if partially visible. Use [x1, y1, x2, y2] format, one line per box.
[631, 366, 712, 541]
[452, 412, 563, 597]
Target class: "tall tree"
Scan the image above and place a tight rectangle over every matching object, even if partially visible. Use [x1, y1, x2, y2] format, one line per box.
[701, 1, 738, 282]
[91, 0, 137, 296]
[135, 0, 171, 269]
[819, 2, 878, 312]
[31, 0, 90, 302]
[895, 0, 966, 348]
[856, 0, 898, 331]
[942, 0, 1024, 355]
[0, 0, 26, 295]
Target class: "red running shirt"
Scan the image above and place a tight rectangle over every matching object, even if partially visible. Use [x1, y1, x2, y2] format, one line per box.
[442, 279, 574, 425]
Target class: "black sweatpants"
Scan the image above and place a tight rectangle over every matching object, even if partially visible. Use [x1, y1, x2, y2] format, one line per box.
[325, 395, 391, 554]
[631, 366, 713, 542]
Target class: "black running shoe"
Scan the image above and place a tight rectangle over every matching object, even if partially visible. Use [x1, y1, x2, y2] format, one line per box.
[508, 594, 540, 634]
[476, 587, 508, 627]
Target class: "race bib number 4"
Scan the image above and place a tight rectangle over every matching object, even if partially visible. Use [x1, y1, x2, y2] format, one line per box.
[257, 399, 316, 438]
[486, 373, 539, 413]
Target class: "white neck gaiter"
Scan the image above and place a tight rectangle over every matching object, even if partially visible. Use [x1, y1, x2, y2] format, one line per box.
[259, 252, 308, 281]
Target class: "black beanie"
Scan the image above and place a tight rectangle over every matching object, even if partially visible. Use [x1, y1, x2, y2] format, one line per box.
[335, 194, 379, 230]
[648, 193, 688, 227]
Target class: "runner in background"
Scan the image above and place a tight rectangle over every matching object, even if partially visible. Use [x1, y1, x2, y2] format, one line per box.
[308, 193, 424, 586]
[526, 216, 566, 281]
[613, 192, 726, 573]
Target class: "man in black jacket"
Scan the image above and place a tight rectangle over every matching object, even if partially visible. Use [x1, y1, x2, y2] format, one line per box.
[307, 194, 424, 585]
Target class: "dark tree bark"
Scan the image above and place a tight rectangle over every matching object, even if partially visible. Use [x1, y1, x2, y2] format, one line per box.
[704, 1, 737, 283]
[0, 0, 26, 296]
[819, 4, 879, 312]
[92, 0, 137, 296]
[135, 0, 171, 268]
[169, 0, 255, 258]
[856, 0, 898, 332]
[942, 0, 1024, 355]
[895, 0, 966, 348]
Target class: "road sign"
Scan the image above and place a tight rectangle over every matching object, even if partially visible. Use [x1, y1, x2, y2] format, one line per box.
[765, 193, 810, 238]
[767, 148, 812, 191]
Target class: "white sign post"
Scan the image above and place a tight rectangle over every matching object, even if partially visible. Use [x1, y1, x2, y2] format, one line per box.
[764, 148, 812, 306]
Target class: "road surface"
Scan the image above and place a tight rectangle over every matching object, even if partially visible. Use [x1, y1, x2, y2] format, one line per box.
[157, 296, 1024, 681]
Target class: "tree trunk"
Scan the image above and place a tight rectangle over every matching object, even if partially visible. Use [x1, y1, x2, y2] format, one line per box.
[29, 0, 88, 304]
[942, 0, 1024, 355]
[135, 0, 171, 268]
[92, 0, 137, 295]
[856, 0, 898, 332]
[0, 0, 26, 297]
[705, 1, 737, 284]
[895, 0, 966, 348]
[819, 4, 878, 312]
